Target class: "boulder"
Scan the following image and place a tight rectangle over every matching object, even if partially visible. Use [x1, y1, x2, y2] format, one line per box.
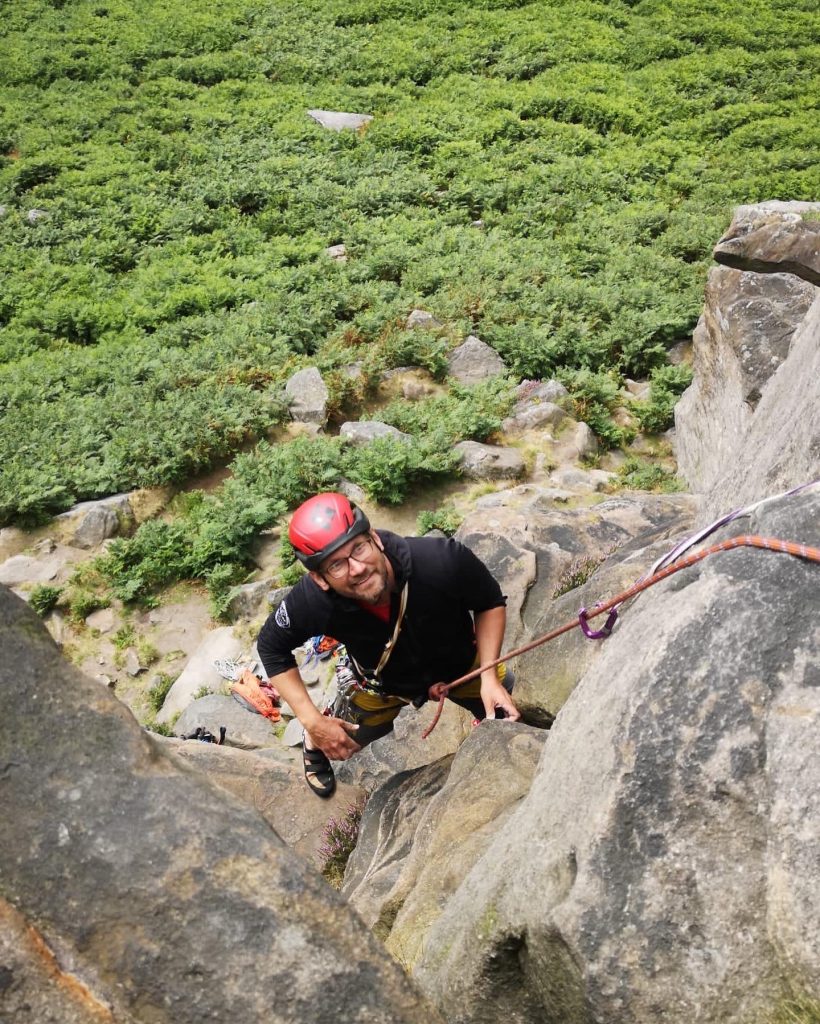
[340, 421, 413, 446]
[446, 335, 507, 386]
[325, 243, 347, 261]
[569, 421, 598, 460]
[454, 441, 525, 481]
[675, 257, 819, 518]
[56, 493, 134, 549]
[307, 109, 373, 131]
[285, 366, 328, 426]
[0, 586, 434, 1024]
[414, 487, 820, 1024]
[173, 693, 283, 751]
[335, 699, 474, 791]
[713, 200, 820, 285]
[343, 723, 547, 966]
[502, 400, 566, 433]
[549, 466, 613, 492]
[156, 626, 242, 723]
[226, 578, 273, 620]
[405, 310, 442, 331]
[0, 543, 83, 586]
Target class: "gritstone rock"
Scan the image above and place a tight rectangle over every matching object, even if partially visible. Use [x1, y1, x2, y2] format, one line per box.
[307, 109, 373, 131]
[446, 335, 507, 386]
[156, 626, 242, 723]
[340, 421, 413, 446]
[0, 585, 441, 1024]
[285, 366, 329, 426]
[414, 487, 820, 1024]
[454, 441, 525, 480]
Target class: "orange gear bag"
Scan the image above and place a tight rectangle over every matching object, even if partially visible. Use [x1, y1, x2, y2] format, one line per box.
[230, 670, 282, 723]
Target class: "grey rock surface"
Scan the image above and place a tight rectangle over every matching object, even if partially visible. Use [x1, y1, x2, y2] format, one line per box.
[285, 366, 329, 426]
[157, 626, 242, 723]
[325, 243, 347, 260]
[344, 723, 546, 968]
[0, 585, 440, 1024]
[227, 578, 273, 620]
[714, 200, 820, 285]
[502, 400, 566, 433]
[335, 699, 474, 791]
[57, 494, 134, 549]
[446, 335, 507, 385]
[458, 491, 697, 652]
[676, 263, 819, 518]
[340, 420, 413, 446]
[414, 487, 820, 1024]
[307, 109, 373, 131]
[405, 309, 442, 331]
[174, 693, 282, 750]
[454, 440, 525, 480]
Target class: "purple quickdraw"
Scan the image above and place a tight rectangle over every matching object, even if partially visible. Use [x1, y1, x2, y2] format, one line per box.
[578, 605, 618, 640]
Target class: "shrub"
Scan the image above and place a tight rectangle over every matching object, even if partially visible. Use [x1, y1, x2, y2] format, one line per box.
[632, 363, 694, 434]
[617, 456, 685, 493]
[560, 368, 633, 449]
[416, 506, 464, 537]
[29, 584, 62, 617]
[146, 673, 175, 715]
[553, 549, 616, 598]
[319, 797, 367, 889]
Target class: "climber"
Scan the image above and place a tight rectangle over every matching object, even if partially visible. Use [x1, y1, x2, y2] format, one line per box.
[257, 492, 520, 797]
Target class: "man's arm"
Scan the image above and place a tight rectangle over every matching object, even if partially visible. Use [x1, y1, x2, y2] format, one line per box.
[269, 667, 361, 760]
[474, 605, 521, 722]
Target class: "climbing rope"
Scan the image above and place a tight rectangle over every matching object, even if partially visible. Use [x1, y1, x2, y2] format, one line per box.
[422, 534, 820, 739]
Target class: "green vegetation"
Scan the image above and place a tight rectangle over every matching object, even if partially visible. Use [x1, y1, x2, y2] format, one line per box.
[553, 548, 615, 598]
[417, 505, 464, 537]
[767, 994, 820, 1024]
[617, 455, 685, 493]
[146, 673, 175, 715]
[28, 584, 62, 617]
[319, 797, 367, 889]
[1, 0, 817, 526]
[632, 363, 694, 434]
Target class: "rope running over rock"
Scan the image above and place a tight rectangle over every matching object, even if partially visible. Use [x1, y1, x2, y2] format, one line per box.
[422, 534, 820, 739]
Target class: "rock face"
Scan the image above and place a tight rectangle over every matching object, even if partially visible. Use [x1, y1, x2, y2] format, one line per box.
[0, 585, 440, 1024]
[714, 200, 820, 285]
[156, 626, 242, 723]
[446, 335, 507, 385]
[413, 487, 820, 1024]
[676, 203, 820, 518]
[343, 723, 547, 968]
[56, 493, 134, 549]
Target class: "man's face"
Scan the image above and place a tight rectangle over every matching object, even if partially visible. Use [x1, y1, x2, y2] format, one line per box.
[311, 531, 392, 605]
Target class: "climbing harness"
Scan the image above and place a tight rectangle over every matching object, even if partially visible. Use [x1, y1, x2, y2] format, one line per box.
[422, 529, 820, 739]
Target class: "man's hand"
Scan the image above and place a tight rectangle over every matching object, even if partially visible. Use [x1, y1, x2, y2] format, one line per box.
[305, 715, 362, 760]
[480, 671, 521, 722]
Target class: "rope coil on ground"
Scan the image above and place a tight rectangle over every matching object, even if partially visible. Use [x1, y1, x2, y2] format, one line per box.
[422, 534, 820, 739]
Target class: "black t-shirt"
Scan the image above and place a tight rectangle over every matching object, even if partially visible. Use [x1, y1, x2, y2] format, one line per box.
[257, 531, 506, 700]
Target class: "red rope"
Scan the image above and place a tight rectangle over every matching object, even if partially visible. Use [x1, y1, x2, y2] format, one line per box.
[422, 534, 820, 739]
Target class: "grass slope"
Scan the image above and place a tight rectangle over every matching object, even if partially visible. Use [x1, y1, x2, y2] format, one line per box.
[1, 0, 818, 525]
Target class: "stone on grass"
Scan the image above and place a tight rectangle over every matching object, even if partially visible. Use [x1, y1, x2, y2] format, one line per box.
[340, 421, 413, 446]
[570, 421, 598, 459]
[307, 109, 373, 132]
[285, 366, 328, 426]
[124, 647, 143, 677]
[325, 243, 347, 261]
[446, 335, 507, 385]
[453, 441, 525, 480]
[57, 494, 134, 549]
[227, 579, 273, 621]
[405, 310, 442, 331]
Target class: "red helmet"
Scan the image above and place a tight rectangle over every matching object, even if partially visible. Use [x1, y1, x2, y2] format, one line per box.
[288, 492, 371, 570]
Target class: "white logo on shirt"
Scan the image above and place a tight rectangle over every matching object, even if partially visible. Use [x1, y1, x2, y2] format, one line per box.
[275, 601, 290, 628]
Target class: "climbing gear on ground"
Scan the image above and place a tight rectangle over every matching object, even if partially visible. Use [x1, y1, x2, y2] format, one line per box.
[182, 725, 226, 744]
[422, 528, 820, 739]
[301, 634, 343, 669]
[214, 657, 241, 681]
[231, 669, 282, 723]
[289, 492, 371, 570]
[303, 742, 336, 798]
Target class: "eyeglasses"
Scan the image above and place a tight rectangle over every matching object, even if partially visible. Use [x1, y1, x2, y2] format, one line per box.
[323, 536, 374, 579]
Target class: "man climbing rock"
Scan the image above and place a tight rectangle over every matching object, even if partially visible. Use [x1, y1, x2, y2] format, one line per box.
[257, 492, 520, 796]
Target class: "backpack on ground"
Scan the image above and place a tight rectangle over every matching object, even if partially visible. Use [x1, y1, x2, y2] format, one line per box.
[231, 670, 282, 723]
